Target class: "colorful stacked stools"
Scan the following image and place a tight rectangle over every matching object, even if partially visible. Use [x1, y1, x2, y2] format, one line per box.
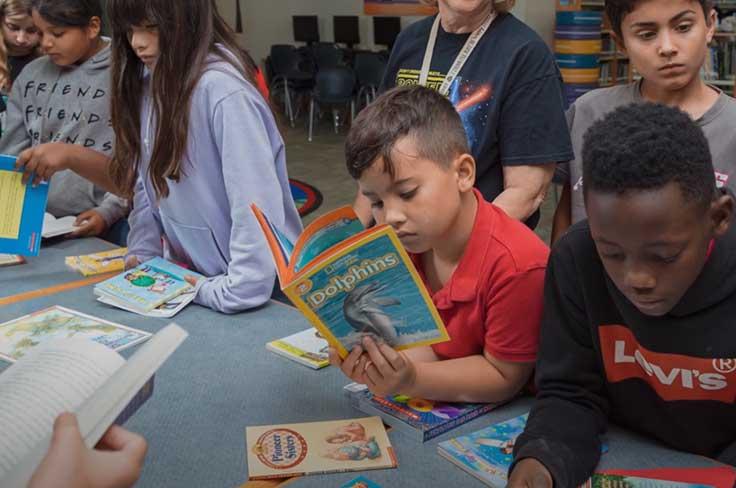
[555, 10, 603, 105]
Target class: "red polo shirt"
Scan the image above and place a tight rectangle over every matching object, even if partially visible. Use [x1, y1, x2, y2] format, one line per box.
[410, 190, 549, 362]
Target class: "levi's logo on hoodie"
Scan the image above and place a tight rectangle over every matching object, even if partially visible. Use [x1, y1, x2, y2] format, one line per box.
[600, 325, 736, 403]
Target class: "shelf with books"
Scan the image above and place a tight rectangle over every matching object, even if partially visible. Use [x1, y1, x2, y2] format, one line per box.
[710, 2, 736, 95]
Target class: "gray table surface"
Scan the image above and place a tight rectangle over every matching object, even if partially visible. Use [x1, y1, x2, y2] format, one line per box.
[0, 240, 726, 488]
[0, 237, 117, 298]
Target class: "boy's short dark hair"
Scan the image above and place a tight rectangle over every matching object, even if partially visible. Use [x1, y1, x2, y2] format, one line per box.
[605, 0, 713, 39]
[582, 102, 715, 208]
[345, 85, 469, 180]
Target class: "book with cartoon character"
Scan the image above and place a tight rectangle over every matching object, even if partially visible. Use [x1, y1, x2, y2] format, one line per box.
[251, 204, 449, 358]
[345, 382, 499, 442]
[245, 417, 397, 479]
[93, 257, 202, 314]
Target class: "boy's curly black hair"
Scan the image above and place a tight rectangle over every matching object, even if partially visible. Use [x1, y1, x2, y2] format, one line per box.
[605, 0, 713, 39]
[582, 102, 715, 208]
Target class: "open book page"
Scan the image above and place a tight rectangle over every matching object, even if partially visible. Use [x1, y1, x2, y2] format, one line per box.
[42, 213, 79, 239]
[0, 339, 124, 479]
[2, 324, 188, 488]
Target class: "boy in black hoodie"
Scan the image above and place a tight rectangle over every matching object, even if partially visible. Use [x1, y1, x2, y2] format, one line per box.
[508, 103, 736, 487]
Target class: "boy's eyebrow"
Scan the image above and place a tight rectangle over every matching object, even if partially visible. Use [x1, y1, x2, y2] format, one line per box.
[391, 178, 414, 187]
[628, 10, 696, 29]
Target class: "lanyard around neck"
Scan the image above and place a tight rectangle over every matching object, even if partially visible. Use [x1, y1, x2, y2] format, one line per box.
[418, 11, 497, 96]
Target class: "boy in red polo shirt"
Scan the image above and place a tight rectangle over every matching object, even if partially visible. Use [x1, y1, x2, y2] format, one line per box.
[328, 85, 549, 403]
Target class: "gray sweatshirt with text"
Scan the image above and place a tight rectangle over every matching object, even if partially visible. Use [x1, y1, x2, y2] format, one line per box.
[0, 42, 126, 225]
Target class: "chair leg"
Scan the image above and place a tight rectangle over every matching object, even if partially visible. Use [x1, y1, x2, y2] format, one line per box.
[333, 108, 340, 135]
[285, 84, 295, 128]
[350, 100, 355, 125]
[308, 98, 315, 142]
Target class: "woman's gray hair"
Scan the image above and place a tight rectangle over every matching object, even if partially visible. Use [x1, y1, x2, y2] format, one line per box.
[421, 0, 515, 12]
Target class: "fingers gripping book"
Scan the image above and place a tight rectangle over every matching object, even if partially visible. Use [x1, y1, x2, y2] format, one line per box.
[251, 204, 449, 358]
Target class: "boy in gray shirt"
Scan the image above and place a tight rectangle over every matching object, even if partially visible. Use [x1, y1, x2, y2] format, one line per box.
[1, 4, 125, 241]
[552, 0, 736, 243]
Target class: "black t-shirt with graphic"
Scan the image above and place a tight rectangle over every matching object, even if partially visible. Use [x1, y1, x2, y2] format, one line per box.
[380, 13, 573, 227]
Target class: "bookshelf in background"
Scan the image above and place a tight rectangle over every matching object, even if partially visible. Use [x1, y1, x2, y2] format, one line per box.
[707, 1, 736, 95]
[555, 0, 635, 105]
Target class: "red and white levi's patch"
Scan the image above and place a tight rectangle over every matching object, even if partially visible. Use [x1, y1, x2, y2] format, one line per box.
[599, 325, 736, 403]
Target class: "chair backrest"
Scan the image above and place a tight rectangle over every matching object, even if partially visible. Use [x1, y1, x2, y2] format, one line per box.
[353, 52, 388, 88]
[314, 67, 356, 103]
[269, 44, 300, 77]
[312, 42, 343, 70]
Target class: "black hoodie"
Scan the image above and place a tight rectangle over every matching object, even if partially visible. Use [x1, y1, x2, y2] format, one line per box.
[513, 216, 736, 487]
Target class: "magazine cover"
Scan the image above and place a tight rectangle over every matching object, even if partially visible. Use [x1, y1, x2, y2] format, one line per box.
[246, 417, 397, 479]
[349, 386, 497, 442]
[94, 257, 197, 312]
[287, 228, 449, 356]
[0, 306, 151, 362]
[0, 154, 48, 256]
[252, 204, 449, 358]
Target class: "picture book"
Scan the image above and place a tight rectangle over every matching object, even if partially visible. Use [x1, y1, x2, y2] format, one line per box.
[599, 468, 736, 488]
[0, 306, 152, 363]
[341, 476, 383, 488]
[0, 253, 25, 267]
[0, 154, 48, 256]
[346, 382, 498, 442]
[1, 323, 187, 488]
[246, 417, 397, 480]
[438, 413, 609, 487]
[266, 328, 330, 369]
[65, 247, 127, 276]
[93, 257, 201, 314]
[251, 204, 449, 358]
[42, 212, 78, 239]
[584, 474, 713, 487]
[97, 288, 197, 319]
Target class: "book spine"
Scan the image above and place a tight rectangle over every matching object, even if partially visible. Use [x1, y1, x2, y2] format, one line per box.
[113, 376, 155, 426]
[425, 403, 496, 441]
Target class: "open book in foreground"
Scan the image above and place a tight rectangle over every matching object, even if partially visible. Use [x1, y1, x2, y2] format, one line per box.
[251, 204, 449, 358]
[0, 323, 188, 487]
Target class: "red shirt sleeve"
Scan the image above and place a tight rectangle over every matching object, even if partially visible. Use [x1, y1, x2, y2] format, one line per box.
[483, 266, 546, 362]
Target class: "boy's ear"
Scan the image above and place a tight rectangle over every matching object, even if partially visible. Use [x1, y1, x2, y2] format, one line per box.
[86, 16, 102, 40]
[705, 8, 717, 44]
[453, 153, 476, 192]
[709, 192, 733, 239]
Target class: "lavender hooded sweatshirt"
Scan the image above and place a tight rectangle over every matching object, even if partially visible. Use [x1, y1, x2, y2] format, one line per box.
[127, 51, 302, 313]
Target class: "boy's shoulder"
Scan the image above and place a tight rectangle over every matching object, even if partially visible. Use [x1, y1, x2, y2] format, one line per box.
[477, 198, 550, 277]
[570, 83, 638, 123]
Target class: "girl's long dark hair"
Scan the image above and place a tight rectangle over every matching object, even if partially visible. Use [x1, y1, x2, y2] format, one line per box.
[108, 0, 261, 198]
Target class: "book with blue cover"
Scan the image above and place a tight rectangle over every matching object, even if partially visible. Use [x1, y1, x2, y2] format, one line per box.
[0, 154, 49, 256]
[252, 204, 449, 358]
[93, 257, 201, 314]
[346, 383, 498, 442]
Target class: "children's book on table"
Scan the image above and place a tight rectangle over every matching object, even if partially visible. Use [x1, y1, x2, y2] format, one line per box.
[345, 382, 499, 442]
[0, 154, 48, 256]
[0, 323, 187, 488]
[266, 328, 330, 369]
[251, 204, 449, 358]
[0, 305, 151, 363]
[0, 253, 25, 267]
[245, 416, 397, 479]
[94, 257, 201, 316]
[66, 247, 127, 276]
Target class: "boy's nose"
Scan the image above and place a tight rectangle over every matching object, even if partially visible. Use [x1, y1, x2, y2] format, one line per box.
[383, 205, 406, 228]
[658, 32, 677, 57]
[623, 268, 656, 293]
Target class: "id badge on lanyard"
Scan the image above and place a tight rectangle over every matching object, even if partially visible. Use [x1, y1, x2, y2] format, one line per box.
[418, 12, 497, 96]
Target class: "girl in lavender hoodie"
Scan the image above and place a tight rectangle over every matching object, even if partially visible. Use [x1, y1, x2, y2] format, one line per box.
[105, 0, 302, 313]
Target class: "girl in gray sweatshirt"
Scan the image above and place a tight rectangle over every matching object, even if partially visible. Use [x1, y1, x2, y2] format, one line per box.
[0, 0, 126, 241]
